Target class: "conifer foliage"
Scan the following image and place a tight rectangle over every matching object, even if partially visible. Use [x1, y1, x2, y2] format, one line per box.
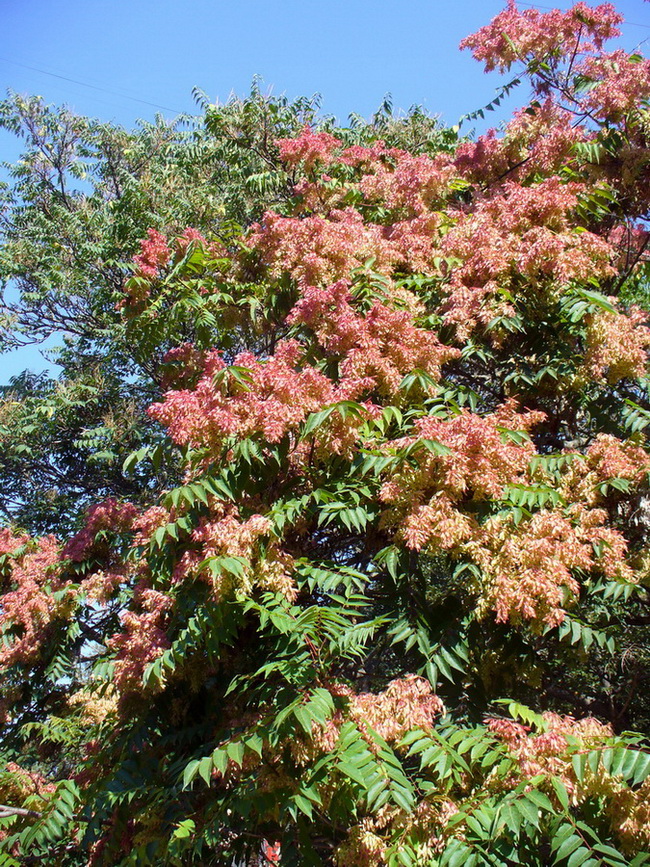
[1, 2, 650, 864]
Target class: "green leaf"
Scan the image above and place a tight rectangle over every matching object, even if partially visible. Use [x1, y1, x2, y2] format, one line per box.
[514, 795, 539, 829]
[226, 741, 245, 768]
[524, 789, 555, 814]
[567, 848, 593, 867]
[550, 777, 570, 812]
[197, 756, 213, 786]
[172, 819, 195, 840]
[556, 834, 583, 861]
[338, 761, 368, 787]
[183, 760, 200, 788]
[572, 752, 587, 783]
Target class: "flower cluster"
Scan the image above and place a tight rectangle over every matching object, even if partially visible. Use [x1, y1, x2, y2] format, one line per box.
[334, 799, 459, 867]
[79, 567, 129, 604]
[62, 498, 138, 562]
[0, 762, 56, 802]
[122, 227, 224, 311]
[287, 677, 444, 776]
[379, 408, 642, 626]
[487, 712, 612, 784]
[276, 127, 342, 171]
[441, 178, 614, 337]
[586, 433, 650, 481]
[133, 228, 170, 278]
[131, 505, 171, 547]
[381, 404, 543, 525]
[454, 99, 587, 184]
[554, 433, 650, 508]
[107, 584, 173, 693]
[175, 226, 208, 254]
[68, 685, 118, 725]
[578, 50, 650, 121]
[356, 151, 456, 218]
[288, 279, 459, 395]
[460, 1, 622, 73]
[443, 176, 612, 285]
[247, 208, 399, 287]
[470, 505, 630, 626]
[0, 530, 73, 667]
[342, 675, 444, 744]
[487, 713, 650, 853]
[250, 144, 459, 284]
[159, 342, 208, 389]
[149, 340, 373, 456]
[583, 306, 650, 383]
[172, 502, 296, 601]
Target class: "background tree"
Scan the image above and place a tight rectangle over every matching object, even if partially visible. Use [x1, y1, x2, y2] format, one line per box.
[1, 2, 650, 865]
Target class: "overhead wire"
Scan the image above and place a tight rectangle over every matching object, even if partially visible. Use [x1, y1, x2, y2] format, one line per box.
[0, 56, 185, 114]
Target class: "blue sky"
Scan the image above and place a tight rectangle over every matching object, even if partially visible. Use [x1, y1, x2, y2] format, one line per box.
[1, 0, 649, 383]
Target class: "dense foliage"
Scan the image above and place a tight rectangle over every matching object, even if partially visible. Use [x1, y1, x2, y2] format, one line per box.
[1, 2, 650, 864]
[0, 85, 453, 535]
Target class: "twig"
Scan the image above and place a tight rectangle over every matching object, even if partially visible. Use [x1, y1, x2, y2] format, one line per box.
[0, 803, 41, 818]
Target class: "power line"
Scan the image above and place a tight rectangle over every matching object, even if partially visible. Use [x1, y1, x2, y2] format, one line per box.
[0, 56, 186, 114]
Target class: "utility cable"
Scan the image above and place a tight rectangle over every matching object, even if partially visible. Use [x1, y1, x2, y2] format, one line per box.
[0, 56, 185, 114]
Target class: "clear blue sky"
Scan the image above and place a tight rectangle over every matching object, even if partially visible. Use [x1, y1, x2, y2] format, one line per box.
[1, 0, 648, 383]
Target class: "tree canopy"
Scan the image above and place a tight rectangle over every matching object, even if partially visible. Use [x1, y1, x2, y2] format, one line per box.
[1, 2, 650, 865]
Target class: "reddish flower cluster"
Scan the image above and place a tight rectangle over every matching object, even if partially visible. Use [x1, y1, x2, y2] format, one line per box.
[131, 505, 171, 548]
[378, 408, 644, 626]
[460, 1, 622, 73]
[160, 342, 207, 389]
[556, 433, 650, 507]
[276, 127, 341, 170]
[381, 404, 543, 520]
[441, 178, 614, 338]
[250, 138, 463, 282]
[454, 99, 587, 184]
[247, 208, 400, 287]
[578, 50, 650, 121]
[345, 676, 444, 743]
[487, 712, 650, 852]
[62, 498, 138, 562]
[175, 226, 208, 254]
[288, 279, 459, 395]
[108, 584, 173, 693]
[0, 530, 72, 667]
[356, 151, 456, 218]
[172, 503, 295, 600]
[586, 433, 650, 481]
[149, 340, 374, 456]
[471, 505, 631, 626]
[1, 762, 56, 801]
[133, 228, 170, 278]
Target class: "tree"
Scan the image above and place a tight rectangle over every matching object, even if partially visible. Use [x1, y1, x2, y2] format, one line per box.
[1, 2, 650, 864]
[0, 87, 454, 535]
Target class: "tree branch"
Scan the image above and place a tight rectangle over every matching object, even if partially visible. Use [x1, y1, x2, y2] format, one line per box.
[0, 803, 41, 818]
